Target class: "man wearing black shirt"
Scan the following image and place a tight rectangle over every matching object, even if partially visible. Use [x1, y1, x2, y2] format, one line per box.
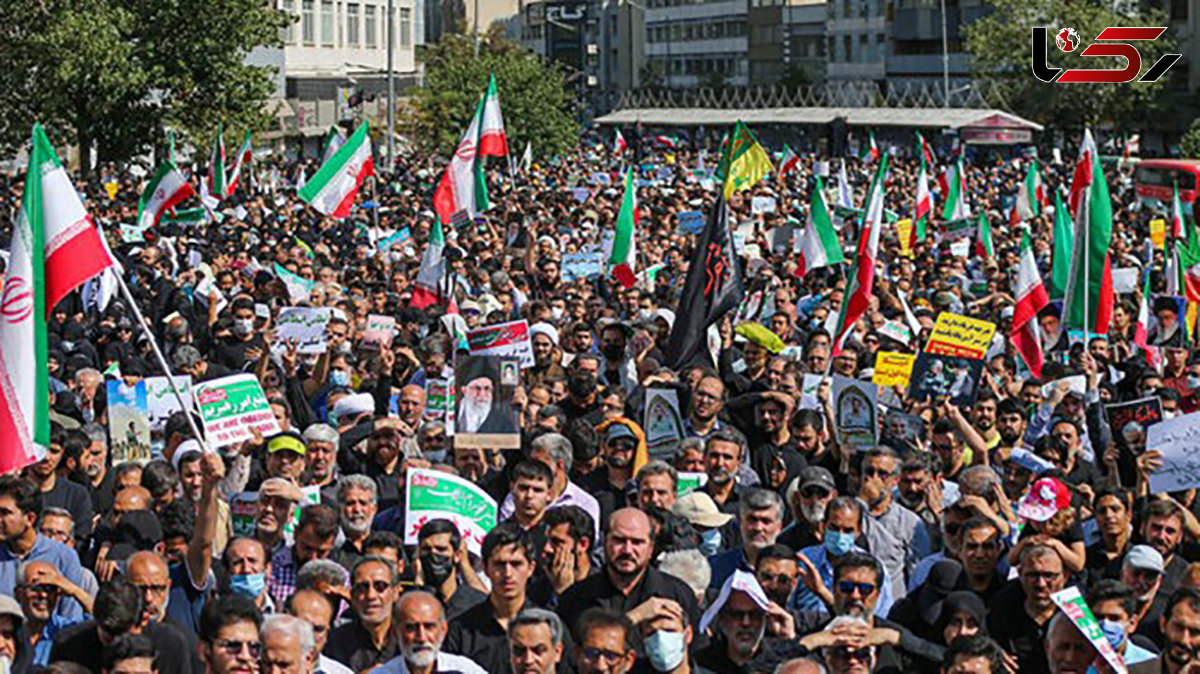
[77, 423, 117, 515]
[580, 422, 640, 527]
[701, 430, 747, 516]
[326, 556, 400, 672]
[987, 544, 1066, 673]
[32, 431, 93, 548]
[558, 509, 700, 651]
[446, 523, 550, 674]
[415, 520, 486, 621]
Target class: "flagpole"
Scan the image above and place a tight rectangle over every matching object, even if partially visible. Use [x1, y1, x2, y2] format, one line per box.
[112, 272, 209, 452]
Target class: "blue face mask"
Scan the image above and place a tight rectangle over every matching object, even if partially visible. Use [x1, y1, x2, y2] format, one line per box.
[230, 573, 265, 599]
[823, 530, 856, 557]
[1099, 618, 1126, 651]
[698, 529, 722, 557]
[330, 370, 352, 387]
[644, 630, 686, 672]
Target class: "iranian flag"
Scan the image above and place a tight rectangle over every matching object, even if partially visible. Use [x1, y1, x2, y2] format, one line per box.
[1015, 160, 1043, 222]
[0, 125, 113, 470]
[614, 128, 627, 154]
[609, 168, 638, 288]
[1134, 270, 1160, 369]
[779, 144, 799, 176]
[1068, 129, 1099, 218]
[916, 130, 936, 166]
[321, 126, 345, 165]
[941, 158, 970, 220]
[976, 212, 994, 258]
[207, 124, 227, 201]
[298, 121, 375, 218]
[913, 152, 933, 247]
[137, 160, 195, 229]
[832, 154, 888, 355]
[1172, 181, 1185, 238]
[1062, 128, 1115, 334]
[226, 131, 253, 197]
[478, 73, 508, 157]
[410, 218, 448, 309]
[1011, 231, 1049, 377]
[433, 94, 489, 224]
[837, 160, 853, 210]
[795, 175, 844, 278]
[861, 130, 880, 163]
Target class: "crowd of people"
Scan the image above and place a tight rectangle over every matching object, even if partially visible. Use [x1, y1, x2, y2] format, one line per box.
[0, 123, 1197, 674]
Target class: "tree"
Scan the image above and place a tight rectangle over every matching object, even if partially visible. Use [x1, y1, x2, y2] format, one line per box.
[407, 33, 579, 159]
[964, 0, 1176, 129]
[0, 0, 287, 173]
[1182, 117, 1200, 158]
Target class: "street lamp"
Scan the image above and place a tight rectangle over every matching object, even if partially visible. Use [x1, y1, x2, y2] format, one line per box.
[940, 0, 949, 107]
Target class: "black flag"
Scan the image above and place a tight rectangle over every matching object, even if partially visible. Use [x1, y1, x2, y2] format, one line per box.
[665, 192, 745, 370]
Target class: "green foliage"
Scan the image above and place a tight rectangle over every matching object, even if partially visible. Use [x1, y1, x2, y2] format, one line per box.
[964, 0, 1176, 129]
[0, 0, 287, 170]
[407, 33, 579, 159]
[1182, 117, 1200, 159]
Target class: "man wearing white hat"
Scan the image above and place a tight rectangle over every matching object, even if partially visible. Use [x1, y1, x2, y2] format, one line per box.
[528, 323, 566, 387]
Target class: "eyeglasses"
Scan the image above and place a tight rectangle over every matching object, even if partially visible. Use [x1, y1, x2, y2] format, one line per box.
[132, 583, 169, 594]
[800, 487, 831, 499]
[830, 646, 872, 660]
[214, 639, 262, 658]
[757, 573, 795, 585]
[21, 584, 58, 595]
[580, 647, 626, 663]
[352, 580, 393, 594]
[862, 467, 893, 479]
[836, 581, 877, 596]
[721, 608, 763, 624]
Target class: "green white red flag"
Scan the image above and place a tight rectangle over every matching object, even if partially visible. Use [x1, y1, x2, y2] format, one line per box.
[614, 128, 627, 154]
[137, 160, 195, 229]
[411, 217, 449, 309]
[1012, 232, 1049, 377]
[433, 93, 490, 224]
[941, 157, 969, 221]
[1062, 128, 1115, 334]
[779, 144, 798, 176]
[976, 212, 994, 258]
[1134, 269, 1160, 369]
[1015, 160, 1043, 223]
[913, 138, 933, 247]
[298, 121, 375, 218]
[321, 126, 345, 165]
[226, 131, 253, 197]
[207, 124, 227, 202]
[1172, 181, 1185, 238]
[832, 154, 888, 356]
[795, 175, 844, 278]
[0, 124, 113, 470]
[609, 168, 639, 288]
[478, 74, 508, 157]
[860, 130, 879, 163]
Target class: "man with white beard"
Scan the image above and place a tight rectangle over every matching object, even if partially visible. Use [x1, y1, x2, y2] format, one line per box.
[333, 475, 378, 570]
[376, 591, 487, 674]
[455, 360, 518, 435]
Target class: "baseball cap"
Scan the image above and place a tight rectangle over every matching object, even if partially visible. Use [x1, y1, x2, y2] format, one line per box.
[673, 492, 734, 529]
[267, 432, 307, 456]
[1017, 477, 1071, 522]
[799, 467, 836, 493]
[1123, 544, 1165, 575]
[604, 423, 637, 444]
[0, 596, 24, 625]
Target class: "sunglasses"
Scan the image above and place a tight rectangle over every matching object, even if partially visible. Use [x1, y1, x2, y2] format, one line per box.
[831, 646, 872, 660]
[214, 639, 262, 658]
[352, 580, 393, 594]
[580, 647, 625, 663]
[800, 486, 831, 499]
[836, 581, 877, 596]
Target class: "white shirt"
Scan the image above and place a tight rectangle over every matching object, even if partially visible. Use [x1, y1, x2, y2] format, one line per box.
[318, 655, 354, 674]
[374, 652, 488, 674]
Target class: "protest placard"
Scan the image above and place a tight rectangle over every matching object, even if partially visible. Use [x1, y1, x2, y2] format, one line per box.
[467, 320, 535, 368]
[832, 375, 877, 452]
[895, 219, 914, 258]
[230, 486, 321, 538]
[1041, 375, 1087, 400]
[1051, 587, 1128, 674]
[677, 210, 706, 234]
[360, 314, 396, 351]
[107, 381, 152, 463]
[274, 263, 315, 302]
[677, 472, 708, 497]
[1112, 267, 1139, 295]
[1106, 396, 1163, 450]
[1148, 411, 1200, 493]
[561, 252, 603, 282]
[644, 388, 684, 459]
[454, 356, 521, 449]
[404, 468, 498, 554]
[145, 376, 193, 432]
[1150, 218, 1166, 250]
[872, 352, 916, 388]
[907, 352, 984, 406]
[376, 227, 412, 255]
[275, 307, 332, 355]
[425, 379, 456, 433]
[751, 196, 777, 215]
[877, 321, 914, 347]
[571, 187, 590, 203]
[926, 312, 997, 359]
[119, 224, 147, 243]
[799, 374, 823, 410]
[194, 374, 282, 449]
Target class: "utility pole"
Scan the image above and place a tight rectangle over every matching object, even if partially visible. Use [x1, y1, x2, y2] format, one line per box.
[940, 0, 949, 107]
[387, 0, 396, 169]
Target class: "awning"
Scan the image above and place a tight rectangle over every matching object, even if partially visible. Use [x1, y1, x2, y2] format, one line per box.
[593, 107, 1043, 133]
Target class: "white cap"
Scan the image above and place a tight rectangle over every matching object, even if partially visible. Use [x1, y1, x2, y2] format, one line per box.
[332, 393, 375, 419]
[530, 322, 560, 346]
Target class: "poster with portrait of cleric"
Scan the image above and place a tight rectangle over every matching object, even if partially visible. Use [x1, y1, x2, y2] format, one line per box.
[454, 356, 521, 449]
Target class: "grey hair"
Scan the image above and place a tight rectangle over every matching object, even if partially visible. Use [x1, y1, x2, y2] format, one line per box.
[81, 423, 107, 448]
[825, 496, 862, 526]
[74, 368, 102, 384]
[774, 658, 828, 674]
[958, 465, 1001, 497]
[637, 460, 677, 489]
[395, 589, 446, 622]
[337, 474, 377, 503]
[531, 433, 573, 473]
[303, 423, 339, 445]
[171, 346, 203, 370]
[740, 487, 785, 523]
[706, 428, 747, 456]
[678, 437, 705, 454]
[508, 608, 564, 647]
[39, 507, 75, 534]
[261, 614, 316, 657]
[863, 446, 901, 475]
[418, 420, 446, 436]
[658, 549, 711, 602]
[296, 559, 349, 591]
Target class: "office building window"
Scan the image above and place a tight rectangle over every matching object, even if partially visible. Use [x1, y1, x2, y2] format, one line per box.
[347, 3, 360, 46]
[400, 7, 411, 46]
[320, 0, 334, 45]
[365, 4, 377, 47]
[302, 0, 316, 44]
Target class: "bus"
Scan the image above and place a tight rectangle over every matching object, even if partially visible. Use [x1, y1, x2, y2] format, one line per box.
[1135, 159, 1200, 205]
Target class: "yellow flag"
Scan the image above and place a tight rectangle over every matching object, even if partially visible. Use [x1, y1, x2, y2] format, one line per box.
[718, 121, 773, 199]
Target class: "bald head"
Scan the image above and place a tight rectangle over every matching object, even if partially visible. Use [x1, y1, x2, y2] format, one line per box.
[396, 590, 445, 624]
[774, 659, 824, 674]
[114, 486, 152, 514]
[289, 589, 334, 652]
[608, 507, 650, 536]
[20, 560, 55, 584]
[394, 590, 449, 659]
[605, 508, 653, 582]
[126, 551, 170, 624]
